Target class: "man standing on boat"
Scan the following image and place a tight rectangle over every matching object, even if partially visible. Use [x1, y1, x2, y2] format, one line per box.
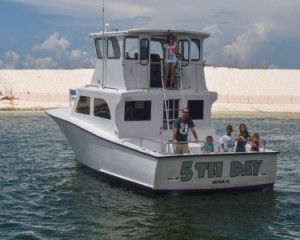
[173, 108, 199, 154]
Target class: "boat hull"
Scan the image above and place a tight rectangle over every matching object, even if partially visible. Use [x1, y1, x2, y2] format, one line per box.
[153, 153, 277, 193]
[49, 114, 278, 194]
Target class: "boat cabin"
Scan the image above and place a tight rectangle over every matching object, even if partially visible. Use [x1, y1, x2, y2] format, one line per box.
[72, 29, 218, 153]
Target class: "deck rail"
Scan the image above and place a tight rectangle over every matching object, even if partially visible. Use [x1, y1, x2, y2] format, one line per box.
[123, 137, 267, 154]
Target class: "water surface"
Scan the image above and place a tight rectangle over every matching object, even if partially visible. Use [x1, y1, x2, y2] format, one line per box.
[0, 113, 299, 239]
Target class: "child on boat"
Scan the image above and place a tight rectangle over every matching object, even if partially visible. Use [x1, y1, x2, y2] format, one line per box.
[163, 34, 176, 89]
[201, 136, 214, 154]
[174, 46, 183, 89]
[221, 125, 235, 152]
[235, 123, 252, 152]
[250, 133, 261, 152]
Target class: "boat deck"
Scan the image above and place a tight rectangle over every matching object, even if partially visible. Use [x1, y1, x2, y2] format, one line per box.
[120, 136, 278, 157]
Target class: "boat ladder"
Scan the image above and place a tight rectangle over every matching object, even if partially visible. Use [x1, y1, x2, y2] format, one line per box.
[160, 61, 185, 131]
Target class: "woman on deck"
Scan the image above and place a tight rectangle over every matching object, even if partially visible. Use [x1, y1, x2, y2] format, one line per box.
[163, 34, 177, 89]
[235, 123, 252, 152]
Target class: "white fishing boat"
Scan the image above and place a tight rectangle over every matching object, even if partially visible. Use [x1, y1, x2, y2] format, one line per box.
[47, 29, 278, 193]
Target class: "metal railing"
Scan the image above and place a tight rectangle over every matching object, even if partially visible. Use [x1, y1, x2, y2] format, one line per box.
[122, 137, 268, 154]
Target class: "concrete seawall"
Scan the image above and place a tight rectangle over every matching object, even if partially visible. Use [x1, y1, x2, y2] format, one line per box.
[0, 67, 299, 113]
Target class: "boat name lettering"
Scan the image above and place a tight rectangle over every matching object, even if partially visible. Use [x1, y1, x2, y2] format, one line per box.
[230, 160, 263, 177]
[180, 160, 263, 182]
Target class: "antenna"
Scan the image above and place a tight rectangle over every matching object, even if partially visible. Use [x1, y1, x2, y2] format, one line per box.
[101, 0, 105, 89]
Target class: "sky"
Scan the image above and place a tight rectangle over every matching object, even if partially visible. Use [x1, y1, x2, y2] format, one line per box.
[0, 0, 300, 69]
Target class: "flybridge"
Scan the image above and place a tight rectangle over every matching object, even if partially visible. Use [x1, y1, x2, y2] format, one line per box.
[89, 29, 211, 91]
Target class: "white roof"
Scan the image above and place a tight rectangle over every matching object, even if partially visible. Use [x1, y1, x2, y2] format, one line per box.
[90, 28, 210, 39]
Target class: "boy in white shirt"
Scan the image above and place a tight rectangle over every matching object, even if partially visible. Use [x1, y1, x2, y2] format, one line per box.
[221, 125, 235, 152]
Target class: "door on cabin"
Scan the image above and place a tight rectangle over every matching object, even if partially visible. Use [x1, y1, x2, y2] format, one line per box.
[138, 35, 150, 89]
[176, 35, 191, 89]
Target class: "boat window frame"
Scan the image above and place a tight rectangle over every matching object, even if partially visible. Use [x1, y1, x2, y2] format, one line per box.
[107, 37, 121, 59]
[94, 98, 111, 120]
[188, 100, 204, 120]
[140, 38, 149, 65]
[124, 100, 152, 121]
[75, 96, 91, 115]
[191, 39, 201, 61]
[178, 39, 190, 65]
[95, 38, 106, 59]
[124, 36, 139, 60]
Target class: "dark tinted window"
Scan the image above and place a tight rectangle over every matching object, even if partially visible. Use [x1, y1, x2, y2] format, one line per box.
[188, 100, 204, 120]
[125, 101, 151, 121]
[94, 98, 111, 119]
[76, 96, 90, 115]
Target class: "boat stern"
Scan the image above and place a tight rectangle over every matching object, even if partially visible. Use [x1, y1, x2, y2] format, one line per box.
[152, 151, 278, 193]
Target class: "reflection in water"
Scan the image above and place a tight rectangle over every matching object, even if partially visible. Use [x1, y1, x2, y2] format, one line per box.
[67, 166, 279, 240]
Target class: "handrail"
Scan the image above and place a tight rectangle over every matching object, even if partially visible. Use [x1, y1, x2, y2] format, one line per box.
[85, 84, 99, 88]
[160, 60, 170, 131]
[123, 136, 204, 146]
[179, 59, 185, 107]
[121, 137, 268, 154]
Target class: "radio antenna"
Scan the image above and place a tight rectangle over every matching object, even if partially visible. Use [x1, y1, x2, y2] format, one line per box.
[101, 0, 105, 88]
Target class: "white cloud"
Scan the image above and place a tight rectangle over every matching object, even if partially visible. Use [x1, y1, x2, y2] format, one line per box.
[202, 24, 223, 47]
[4, 0, 300, 68]
[69, 50, 95, 67]
[222, 22, 279, 66]
[22, 55, 58, 69]
[0, 33, 95, 69]
[2, 51, 21, 69]
[24, 33, 95, 68]
[32, 33, 70, 54]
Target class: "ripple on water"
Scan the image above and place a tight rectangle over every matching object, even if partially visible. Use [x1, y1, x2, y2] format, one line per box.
[0, 113, 299, 239]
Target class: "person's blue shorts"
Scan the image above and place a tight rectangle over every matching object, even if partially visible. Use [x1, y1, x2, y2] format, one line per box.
[165, 62, 176, 67]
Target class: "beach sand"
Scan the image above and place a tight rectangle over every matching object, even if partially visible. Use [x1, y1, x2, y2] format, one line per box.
[0, 67, 299, 114]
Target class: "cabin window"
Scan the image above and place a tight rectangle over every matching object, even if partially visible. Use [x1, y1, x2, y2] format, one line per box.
[124, 101, 151, 121]
[107, 37, 120, 59]
[163, 99, 180, 130]
[75, 96, 90, 115]
[178, 40, 189, 62]
[191, 39, 200, 61]
[95, 38, 106, 59]
[140, 38, 149, 64]
[150, 40, 163, 59]
[94, 98, 111, 119]
[188, 100, 204, 120]
[125, 37, 139, 60]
